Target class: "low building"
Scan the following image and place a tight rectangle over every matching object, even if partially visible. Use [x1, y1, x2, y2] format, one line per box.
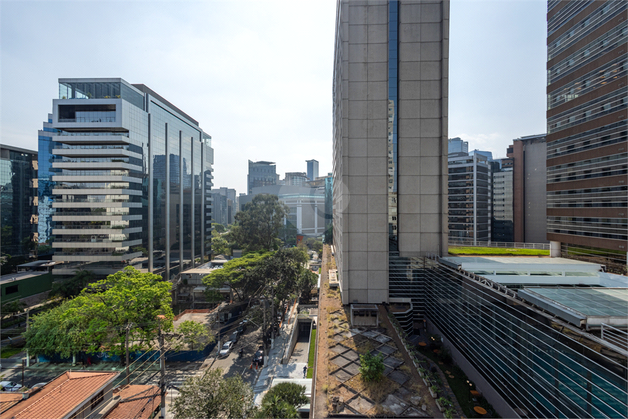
[102, 385, 160, 419]
[2, 371, 119, 418]
[0, 270, 53, 304]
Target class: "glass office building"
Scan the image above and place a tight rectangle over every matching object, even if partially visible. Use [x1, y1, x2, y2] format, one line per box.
[0, 145, 38, 259]
[423, 256, 628, 418]
[546, 0, 628, 273]
[43, 78, 213, 278]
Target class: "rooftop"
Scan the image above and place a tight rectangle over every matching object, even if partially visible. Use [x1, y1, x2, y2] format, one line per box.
[518, 287, 628, 330]
[102, 385, 160, 419]
[2, 371, 118, 419]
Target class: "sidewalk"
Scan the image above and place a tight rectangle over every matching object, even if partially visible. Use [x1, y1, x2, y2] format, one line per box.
[253, 304, 308, 403]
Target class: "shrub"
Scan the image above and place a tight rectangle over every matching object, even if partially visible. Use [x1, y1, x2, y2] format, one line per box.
[359, 352, 385, 382]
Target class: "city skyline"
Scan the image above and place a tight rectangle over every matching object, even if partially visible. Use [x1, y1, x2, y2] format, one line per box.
[1, 0, 546, 194]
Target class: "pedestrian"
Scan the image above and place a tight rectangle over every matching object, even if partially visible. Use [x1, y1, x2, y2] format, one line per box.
[303, 365, 308, 378]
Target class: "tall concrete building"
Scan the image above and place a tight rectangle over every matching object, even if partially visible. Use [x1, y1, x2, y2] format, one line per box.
[546, 0, 627, 273]
[247, 160, 276, 194]
[333, 0, 449, 308]
[447, 137, 468, 154]
[41, 78, 214, 278]
[306, 159, 319, 181]
[506, 134, 547, 243]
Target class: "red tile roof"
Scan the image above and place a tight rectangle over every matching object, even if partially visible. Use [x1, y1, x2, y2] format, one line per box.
[103, 385, 161, 419]
[2, 371, 118, 419]
[0, 393, 23, 413]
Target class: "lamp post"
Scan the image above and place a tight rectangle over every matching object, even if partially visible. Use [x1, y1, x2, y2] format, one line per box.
[467, 380, 473, 400]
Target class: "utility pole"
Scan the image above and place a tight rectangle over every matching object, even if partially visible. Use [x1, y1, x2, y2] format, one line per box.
[125, 324, 131, 384]
[25, 309, 30, 367]
[262, 298, 267, 362]
[159, 331, 166, 419]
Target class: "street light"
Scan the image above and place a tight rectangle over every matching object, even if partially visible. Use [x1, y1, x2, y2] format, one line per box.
[467, 379, 474, 400]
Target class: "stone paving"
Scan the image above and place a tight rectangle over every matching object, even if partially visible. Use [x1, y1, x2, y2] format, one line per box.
[325, 327, 431, 417]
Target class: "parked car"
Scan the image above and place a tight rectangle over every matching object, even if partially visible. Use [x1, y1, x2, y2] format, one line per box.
[218, 341, 234, 358]
[253, 348, 264, 366]
[31, 382, 48, 390]
[236, 320, 248, 334]
[0, 381, 22, 392]
[229, 331, 239, 344]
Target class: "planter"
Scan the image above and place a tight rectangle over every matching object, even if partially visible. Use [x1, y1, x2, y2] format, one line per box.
[435, 399, 444, 412]
[429, 387, 438, 398]
[422, 377, 429, 386]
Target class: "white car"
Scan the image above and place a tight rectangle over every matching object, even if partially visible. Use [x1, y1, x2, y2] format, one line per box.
[218, 341, 234, 358]
[0, 381, 23, 392]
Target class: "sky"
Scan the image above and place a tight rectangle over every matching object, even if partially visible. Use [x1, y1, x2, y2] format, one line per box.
[0, 0, 547, 194]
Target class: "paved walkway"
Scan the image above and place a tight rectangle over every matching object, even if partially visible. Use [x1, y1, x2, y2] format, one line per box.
[289, 341, 309, 364]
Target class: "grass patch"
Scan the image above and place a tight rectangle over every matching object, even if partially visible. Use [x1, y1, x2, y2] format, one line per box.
[0, 347, 22, 358]
[449, 246, 549, 256]
[307, 328, 317, 378]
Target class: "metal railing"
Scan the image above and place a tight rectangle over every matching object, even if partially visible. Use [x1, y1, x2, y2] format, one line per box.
[601, 323, 628, 352]
[448, 239, 550, 250]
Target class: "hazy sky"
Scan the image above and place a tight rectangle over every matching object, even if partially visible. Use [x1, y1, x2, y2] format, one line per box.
[0, 0, 547, 194]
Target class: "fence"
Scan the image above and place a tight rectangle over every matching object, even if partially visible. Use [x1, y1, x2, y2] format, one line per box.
[448, 239, 550, 250]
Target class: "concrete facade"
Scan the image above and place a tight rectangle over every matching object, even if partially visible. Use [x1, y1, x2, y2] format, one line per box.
[333, 0, 449, 305]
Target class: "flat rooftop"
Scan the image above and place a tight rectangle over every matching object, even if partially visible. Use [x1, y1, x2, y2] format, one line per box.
[518, 287, 628, 330]
[0, 271, 48, 285]
[442, 256, 628, 287]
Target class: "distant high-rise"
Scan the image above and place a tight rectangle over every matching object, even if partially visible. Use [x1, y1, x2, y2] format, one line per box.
[333, 0, 449, 307]
[546, 0, 627, 272]
[448, 152, 491, 244]
[247, 160, 276, 194]
[306, 159, 319, 181]
[447, 137, 468, 154]
[0, 144, 38, 259]
[507, 134, 547, 243]
[41, 78, 214, 278]
[285, 172, 308, 186]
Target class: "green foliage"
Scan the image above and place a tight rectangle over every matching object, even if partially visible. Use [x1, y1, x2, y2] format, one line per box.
[448, 246, 549, 256]
[202, 251, 273, 301]
[1, 347, 22, 358]
[210, 234, 231, 257]
[303, 237, 323, 255]
[25, 267, 173, 358]
[131, 246, 148, 257]
[279, 223, 298, 247]
[257, 395, 299, 419]
[170, 368, 254, 419]
[359, 352, 385, 382]
[212, 223, 226, 233]
[444, 407, 456, 418]
[1, 300, 25, 318]
[230, 194, 289, 251]
[176, 320, 214, 351]
[307, 329, 316, 378]
[50, 269, 95, 299]
[262, 382, 308, 409]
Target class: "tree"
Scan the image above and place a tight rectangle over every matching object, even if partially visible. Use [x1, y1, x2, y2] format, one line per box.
[230, 194, 289, 251]
[170, 368, 254, 419]
[257, 395, 299, 419]
[176, 320, 214, 351]
[262, 382, 308, 410]
[359, 352, 385, 382]
[202, 251, 272, 301]
[212, 223, 226, 234]
[25, 267, 174, 364]
[49, 269, 95, 299]
[210, 231, 231, 256]
[304, 237, 323, 255]
[324, 223, 333, 244]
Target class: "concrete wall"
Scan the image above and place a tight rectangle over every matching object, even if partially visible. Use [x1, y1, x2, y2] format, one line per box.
[523, 139, 547, 243]
[333, 0, 449, 305]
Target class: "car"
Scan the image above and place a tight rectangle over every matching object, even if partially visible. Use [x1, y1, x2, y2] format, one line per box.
[253, 348, 264, 366]
[236, 320, 248, 334]
[229, 331, 239, 344]
[31, 382, 48, 390]
[218, 341, 234, 358]
[0, 381, 22, 392]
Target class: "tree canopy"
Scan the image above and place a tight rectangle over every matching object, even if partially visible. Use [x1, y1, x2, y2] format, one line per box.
[24, 267, 174, 358]
[230, 194, 289, 251]
[49, 269, 95, 299]
[257, 382, 308, 418]
[202, 248, 317, 306]
[170, 368, 254, 419]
